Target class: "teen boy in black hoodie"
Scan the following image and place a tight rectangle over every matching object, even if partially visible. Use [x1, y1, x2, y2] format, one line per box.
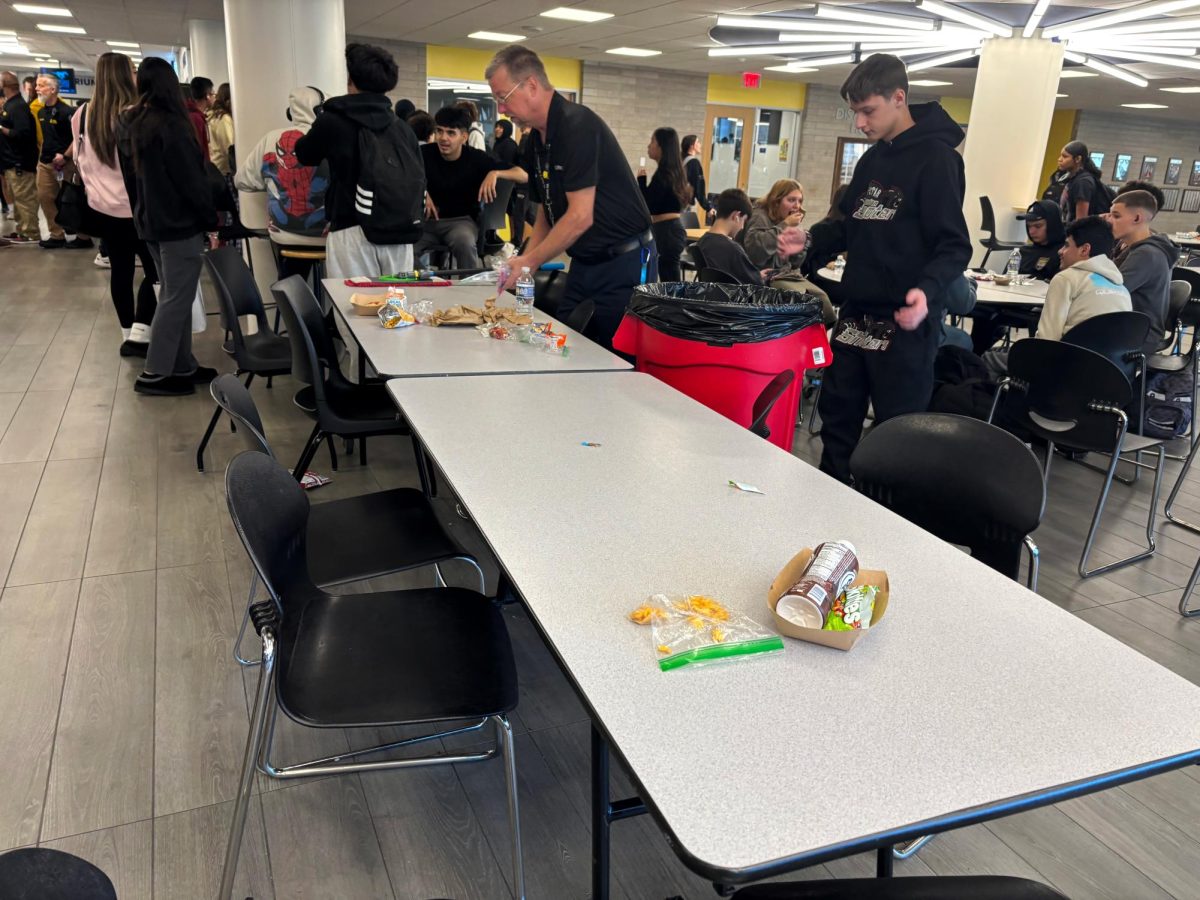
[804, 54, 971, 483]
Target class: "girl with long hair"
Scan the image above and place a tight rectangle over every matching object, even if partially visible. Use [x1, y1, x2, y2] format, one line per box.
[207, 81, 234, 175]
[1056, 140, 1111, 223]
[680, 133, 712, 220]
[745, 179, 835, 324]
[71, 51, 158, 356]
[636, 126, 689, 281]
[117, 56, 217, 396]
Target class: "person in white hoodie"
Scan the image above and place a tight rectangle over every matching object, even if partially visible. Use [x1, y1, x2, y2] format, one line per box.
[984, 215, 1131, 379]
[234, 86, 328, 278]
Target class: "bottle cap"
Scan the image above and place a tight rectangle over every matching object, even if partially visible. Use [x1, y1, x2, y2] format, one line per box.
[521, 266, 530, 273]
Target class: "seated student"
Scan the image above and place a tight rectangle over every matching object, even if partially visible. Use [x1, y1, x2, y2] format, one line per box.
[1112, 180, 1166, 256]
[695, 187, 805, 285]
[970, 199, 1065, 354]
[415, 105, 527, 269]
[1109, 189, 1179, 352]
[983, 215, 1131, 379]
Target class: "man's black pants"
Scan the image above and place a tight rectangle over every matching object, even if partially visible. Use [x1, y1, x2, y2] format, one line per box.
[817, 312, 940, 484]
[558, 240, 658, 351]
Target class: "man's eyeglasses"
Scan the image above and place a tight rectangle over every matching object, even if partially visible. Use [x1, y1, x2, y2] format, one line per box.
[494, 78, 525, 105]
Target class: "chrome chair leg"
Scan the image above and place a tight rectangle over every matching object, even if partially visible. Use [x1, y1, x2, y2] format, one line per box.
[892, 833, 935, 860]
[495, 715, 526, 900]
[219, 629, 276, 900]
[1024, 535, 1040, 592]
[1079, 435, 1164, 578]
[1180, 556, 1200, 617]
[233, 571, 260, 667]
[1165, 430, 1200, 535]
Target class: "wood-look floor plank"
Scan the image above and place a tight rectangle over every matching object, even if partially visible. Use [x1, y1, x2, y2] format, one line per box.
[13, 309, 67, 346]
[915, 822, 1049, 882]
[156, 449, 225, 569]
[5, 457, 101, 587]
[0, 344, 49, 393]
[42, 571, 156, 841]
[0, 388, 69, 464]
[0, 392, 20, 439]
[0, 580, 80, 851]
[1122, 768, 1200, 840]
[30, 331, 89, 393]
[154, 561, 248, 817]
[0, 460, 43, 588]
[154, 796, 274, 900]
[1074, 605, 1200, 686]
[259, 777, 395, 899]
[50, 386, 113, 461]
[84, 454, 158, 577]
[41, 818, 152, 900]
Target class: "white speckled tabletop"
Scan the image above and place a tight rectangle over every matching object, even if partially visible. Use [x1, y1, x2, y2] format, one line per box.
[322, 279, 632, 377]
[388, 371, 1200, 878]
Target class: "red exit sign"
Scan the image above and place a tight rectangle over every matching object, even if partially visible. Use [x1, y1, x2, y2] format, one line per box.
[742, 71, 761, 88]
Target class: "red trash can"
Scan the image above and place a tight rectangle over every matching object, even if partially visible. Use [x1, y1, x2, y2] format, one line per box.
[612, 283, 831, 452]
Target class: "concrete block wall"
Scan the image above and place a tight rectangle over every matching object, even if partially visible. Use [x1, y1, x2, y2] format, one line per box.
[580, 62, 707, 174]
[793, 85, 866, 224]
[1073, 109, 1200, 234]
[347, 35, 428, 108]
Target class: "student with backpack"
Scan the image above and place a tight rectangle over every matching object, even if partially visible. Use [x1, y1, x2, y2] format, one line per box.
[1055, 141, 1112, 224]
[295, 43, 424, 278]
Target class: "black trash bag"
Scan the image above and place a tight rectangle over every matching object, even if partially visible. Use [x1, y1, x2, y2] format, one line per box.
[628, 282, 823, 346]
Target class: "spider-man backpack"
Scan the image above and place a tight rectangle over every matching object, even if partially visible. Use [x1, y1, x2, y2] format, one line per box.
[262, 128, 329, 238]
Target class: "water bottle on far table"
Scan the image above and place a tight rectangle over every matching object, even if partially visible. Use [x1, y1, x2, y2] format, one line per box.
[515, 267, 535, 318]
[1005, 249, 1021, 279]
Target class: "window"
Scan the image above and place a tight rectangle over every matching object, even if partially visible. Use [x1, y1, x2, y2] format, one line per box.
[832, 137, 870, 201]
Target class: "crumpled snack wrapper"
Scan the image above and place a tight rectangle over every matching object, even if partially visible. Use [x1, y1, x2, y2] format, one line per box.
[429, 304, 532, 327]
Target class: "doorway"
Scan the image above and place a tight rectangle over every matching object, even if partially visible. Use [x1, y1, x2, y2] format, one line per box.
[703, 104, 754, 194]
[831, 136, 870, 203]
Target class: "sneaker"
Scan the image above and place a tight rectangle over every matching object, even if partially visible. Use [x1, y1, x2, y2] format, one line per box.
[188, 365, 218, 384]
[134, 373, 194, 396]
[221, 337, 235, 355]
[6, 235, 37, 245]
[119, 340, 148, 358]
[39, 237, 66, 249]
[66, 237, 94, 249]
[94, 253, 111, 268]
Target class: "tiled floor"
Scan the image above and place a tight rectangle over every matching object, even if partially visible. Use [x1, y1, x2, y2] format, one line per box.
[3, 245, 1200, 899]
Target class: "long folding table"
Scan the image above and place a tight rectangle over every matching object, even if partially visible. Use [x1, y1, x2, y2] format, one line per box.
[817, 266, 1048, 308]
[322, 278, 631, 377]
[387, 370, 1200, 896]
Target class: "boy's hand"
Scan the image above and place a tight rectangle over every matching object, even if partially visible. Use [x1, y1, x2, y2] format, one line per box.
[894, 288, 928, 331]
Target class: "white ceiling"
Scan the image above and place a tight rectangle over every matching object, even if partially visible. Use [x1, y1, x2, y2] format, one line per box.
[1, 0, 1198, 119]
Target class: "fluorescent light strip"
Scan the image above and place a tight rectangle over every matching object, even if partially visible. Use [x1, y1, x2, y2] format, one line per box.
[1044, 0, 1200, 38]
[777, 52, 857, 67]
[13, 4, 73, 16]
[1085, 47, 1200, 68]
[813, 4, 937, 32]
[709, 42, 854, 57]
[606, 47, 660, 56]
[1070, 35, 1200, 47]
[1094, 15, 1200, 34]
[765, 64, 818, 73]
[1071, 42, 1198, 56]
[909, 79, 953, 86]
[106, 40, 139, 47]
[1122, 102, 1168, 107]
[915, 0, 1011, 37]
[857, 43, 981, 57]
[1064, 50, 1151, 86]
[1023, 0, 1052, 37]
[1161, 85, 1200, 91]
[838, 32, 988, 46]
[907, 47, 979, 71]
[36, 23, 85, 33]
[540, 7, 613, 23]
[468, 31, 523, 41]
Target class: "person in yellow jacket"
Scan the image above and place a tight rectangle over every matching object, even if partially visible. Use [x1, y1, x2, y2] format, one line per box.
[206, 82, 234, 176]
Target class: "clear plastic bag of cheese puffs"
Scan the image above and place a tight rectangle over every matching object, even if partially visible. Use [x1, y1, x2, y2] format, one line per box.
[628, 593, 784, 672]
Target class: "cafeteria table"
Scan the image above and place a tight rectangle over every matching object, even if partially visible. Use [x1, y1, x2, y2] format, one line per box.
[322, 279, 631, 378]
[816, 266, 1047, 308]
[387, 370, 1200, 897]
[685, 227, 709, 241]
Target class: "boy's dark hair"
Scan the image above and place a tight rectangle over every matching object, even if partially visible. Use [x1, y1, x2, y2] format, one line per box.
[345, 42, 398, 94]
[1116, 182, 1162, 215]
[434, 105, 472, 132]
[188, 76, 213, 101]
[495, 118, 513, 139]
[1065, 215, 1116, 258]
[840, 53, 908, 104]
[394, 98, 415, 120]
[407, 111, 434, 141]
[22, 75, 34, 87]
[716, 188, 753, 220]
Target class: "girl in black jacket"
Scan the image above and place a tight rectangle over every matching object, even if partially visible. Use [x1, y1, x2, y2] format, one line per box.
[117, 57, 217, 396]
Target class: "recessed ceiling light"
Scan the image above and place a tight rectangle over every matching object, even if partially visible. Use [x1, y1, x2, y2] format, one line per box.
[36, 23, 85, 33]
[468, 31, 523, 42]
[1122, 102, 1169, 108]
[909, 79, 953, 86]
[1058, 70, 1099, 78]
[606, 46, 661, 56]
[1161, 85, 1200, 92]
[540, 7, 613, 22]
[1056, 92, 1068, 97]
[106, 40, 139, 48]
[14, 5, 73, 16]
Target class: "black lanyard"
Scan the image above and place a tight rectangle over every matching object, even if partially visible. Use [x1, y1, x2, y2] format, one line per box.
[535, 139, 556, 228]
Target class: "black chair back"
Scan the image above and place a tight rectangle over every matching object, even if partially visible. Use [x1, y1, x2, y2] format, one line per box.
[272, 277, 326, 410]
[1174, 266, 1200, 299]
[850, 412, 1046, 580]
[1061, 310, 1150, 386]
[688, 240, 708, 270]
[533, 267, 567, 317]
[1000, 339, 1134, 451]
[211, 375, 272, 457]
[204, 247, 271, 351]
[699, 267, 739, 284]
[680, 209, 700, 229]
[979, 196, 998, 236]
[479, 180, 515, 235]
[225, 451, 317, 602]
[564, 298, 595, 334]
[749, 370, 795, 439]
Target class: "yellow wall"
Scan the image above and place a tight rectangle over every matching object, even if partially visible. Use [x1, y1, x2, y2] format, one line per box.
[1039, 108, 1078, 193]
[939, 96, 971, 126]
[426, 44, 581, 92]
[706, 74, 806, 109]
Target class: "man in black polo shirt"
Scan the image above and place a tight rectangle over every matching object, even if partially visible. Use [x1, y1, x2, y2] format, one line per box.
[0, 70, 40, 244]
[35, 73, 90, 249]
[415, 105, 526, 270]
[485, 44, 654, 349]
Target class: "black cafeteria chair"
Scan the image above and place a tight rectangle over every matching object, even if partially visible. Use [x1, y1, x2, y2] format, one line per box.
[1145, 280, 1198, 458]
[195, 247, 293, 472]
[426, 180, 515, 269]
[730, 875, 1069, 899]
[679, 210, 702, 280]
[749, 370, 796, 440]
[0, 848, 117, 900]
[272, 275, 410, 479]
[990, 339, 1166, 578]
[564, 298, 595, 334]
[680, 209, 701, 229]
[209, 374, 485, 665]
[533, 266, 567, 318]
[217, 451, 524, 900]
[978, 196, 1024, 270]
[699, 266, 739, 284]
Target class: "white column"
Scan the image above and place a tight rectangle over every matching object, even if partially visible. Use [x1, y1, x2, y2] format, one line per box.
[223, 0, 346, 296]
[961, 37, 1063, 268]
[187, 18, 229, 85]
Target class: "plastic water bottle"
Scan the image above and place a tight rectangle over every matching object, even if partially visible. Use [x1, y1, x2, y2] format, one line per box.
[515, 267, 535, 318]
[1005, 249, 1021, 279]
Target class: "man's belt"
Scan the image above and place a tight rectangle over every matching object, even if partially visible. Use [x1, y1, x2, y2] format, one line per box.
[570, 229, 654, 265]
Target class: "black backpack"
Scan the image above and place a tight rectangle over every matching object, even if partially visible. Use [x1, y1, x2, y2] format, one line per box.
[1143, 365, 1193, 440]
[354, 118, 424, 245]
